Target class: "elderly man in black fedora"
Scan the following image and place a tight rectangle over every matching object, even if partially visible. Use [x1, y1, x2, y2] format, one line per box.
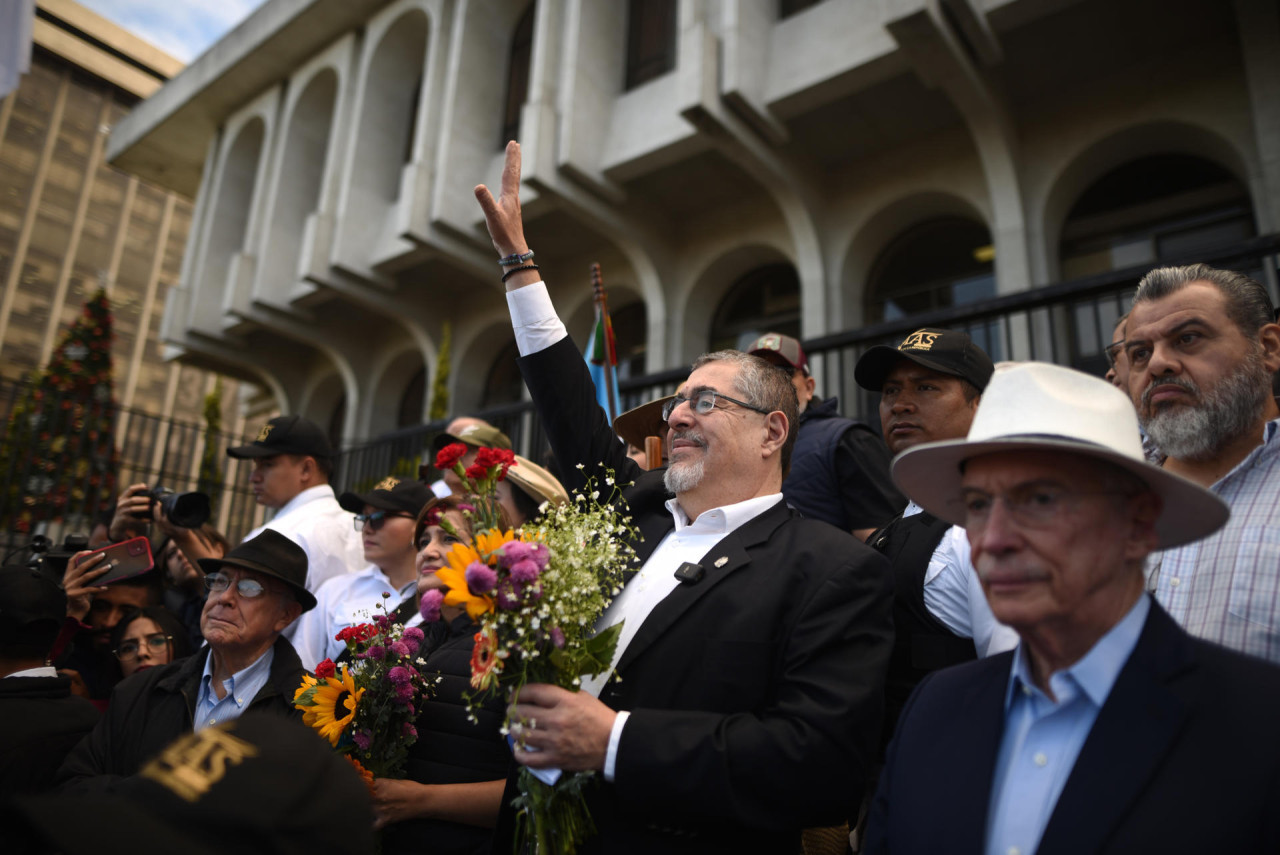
[57, 531, 314, 794]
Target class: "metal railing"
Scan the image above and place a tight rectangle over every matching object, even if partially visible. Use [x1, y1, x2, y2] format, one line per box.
[5, 234, 1276, 554]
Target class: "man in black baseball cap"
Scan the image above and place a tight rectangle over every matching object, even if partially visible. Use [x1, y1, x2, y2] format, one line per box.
[291, 476, 435, 668]
[57, 531, 312, 793]
[226, 415, 364, 600]
[852, 328, 1013, 759]
[747, 331, 905, 542]
[18, 713, 374, 854]
[0, 568, 99, 796]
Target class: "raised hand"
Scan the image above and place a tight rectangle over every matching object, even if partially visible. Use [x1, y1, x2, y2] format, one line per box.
[474, 141, 539, 292]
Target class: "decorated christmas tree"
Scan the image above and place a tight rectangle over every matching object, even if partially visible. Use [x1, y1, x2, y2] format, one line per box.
[0, 288, 120, 533]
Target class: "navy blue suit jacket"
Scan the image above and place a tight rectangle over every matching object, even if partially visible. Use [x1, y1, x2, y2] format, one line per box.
[865, 600, 1280, 854]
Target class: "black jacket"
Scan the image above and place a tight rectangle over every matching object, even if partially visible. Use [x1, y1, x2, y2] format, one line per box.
[0, 674, 99, 798]
[506, 337, 895, 854]
[56, 636, 305, 795]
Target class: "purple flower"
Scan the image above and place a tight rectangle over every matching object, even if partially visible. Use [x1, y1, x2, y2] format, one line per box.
[527, 542, 550, 568]
[401, 722, 418, 739]
[403, 626, 425, 643]
[419, 589, 444, 623]
[396, 682, 415, 702]
[495, 580, 521, 610]
[549, 626, 566, 648]
[390, 640, 411, 658]
[388, 665, 412, 685]
[500, 540, 534, 567]
[509, 559, 541, 584]
[366, 644, 386, 660]
[465, 561, 498, 595]
[353, 730, 372, 750]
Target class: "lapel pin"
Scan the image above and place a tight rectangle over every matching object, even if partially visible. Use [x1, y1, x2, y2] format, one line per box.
[714, 556, 728, 568]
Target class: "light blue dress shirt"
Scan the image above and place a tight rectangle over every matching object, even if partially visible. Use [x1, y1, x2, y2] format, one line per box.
[194, 646, 275, 731]
[984, 594, 1150, 855]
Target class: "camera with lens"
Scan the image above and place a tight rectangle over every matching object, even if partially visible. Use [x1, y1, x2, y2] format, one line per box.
[138, 487, 211, 529]
[8, 533, 90, 582]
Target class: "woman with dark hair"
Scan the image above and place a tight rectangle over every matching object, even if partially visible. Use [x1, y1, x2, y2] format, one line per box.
[495, 454, 569, 527]
[373, 495, 512, 855]
[109, 606, 193, 682]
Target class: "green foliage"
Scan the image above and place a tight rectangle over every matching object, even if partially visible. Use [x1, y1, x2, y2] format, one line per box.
[428, 322, 451, 422]
[197, 378, 224, 510]
[0, 288, 119, 532]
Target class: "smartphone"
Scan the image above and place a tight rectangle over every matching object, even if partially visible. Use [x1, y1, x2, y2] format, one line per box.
[90, 537, 155, 585]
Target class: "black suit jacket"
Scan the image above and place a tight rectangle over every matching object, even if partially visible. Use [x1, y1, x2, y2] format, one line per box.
[865, 600, 1280, 854]
[508, 337, 894, 853]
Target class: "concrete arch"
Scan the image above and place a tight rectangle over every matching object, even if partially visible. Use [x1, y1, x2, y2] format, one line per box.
[338, 5, 430, 265]
[257, 67, 338, 305]
[564, 283, 645, 354]
[192, 117, 265, 328]
[1037, 120, 1255, 282]
[298, 370, 347, 446]
[366, 342, 432, 435]
[839, 191, 990, 330]
[674, 242, 797, 365]
[448, 317, 520, 417]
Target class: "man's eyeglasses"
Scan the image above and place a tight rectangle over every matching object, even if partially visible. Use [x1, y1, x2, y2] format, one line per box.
[661, 389, 771, 422]
[1103, 340, 1125, 368]
[114, 633, 171, 662]
[354, 510, 414, 532]
[204, 572, 273, 598]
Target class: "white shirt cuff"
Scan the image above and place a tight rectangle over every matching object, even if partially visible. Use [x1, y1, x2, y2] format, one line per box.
[506, 280, 568, 355]
[602, 709, 630, 782]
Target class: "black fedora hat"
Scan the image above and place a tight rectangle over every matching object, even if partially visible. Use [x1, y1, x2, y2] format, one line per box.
[197, 530, 316, 612]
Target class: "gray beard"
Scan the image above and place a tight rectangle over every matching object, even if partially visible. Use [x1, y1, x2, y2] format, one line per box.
[663, 456, 706, 494]
[1141, 352, 1269, 461]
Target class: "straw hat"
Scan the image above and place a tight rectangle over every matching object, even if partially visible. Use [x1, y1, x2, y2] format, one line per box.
[891, 361, 1229, 549]
[612, 396, 673, 450]
[505, 455, 569, 508]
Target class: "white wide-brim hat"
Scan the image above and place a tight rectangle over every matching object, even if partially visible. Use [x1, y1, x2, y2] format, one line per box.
[892, 361, 1229, 549]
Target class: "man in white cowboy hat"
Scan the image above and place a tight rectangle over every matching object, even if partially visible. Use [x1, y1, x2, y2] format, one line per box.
[864, 361, 1280, 855]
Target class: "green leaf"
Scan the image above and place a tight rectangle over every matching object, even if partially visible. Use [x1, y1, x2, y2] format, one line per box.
[549, 620, 624, 679]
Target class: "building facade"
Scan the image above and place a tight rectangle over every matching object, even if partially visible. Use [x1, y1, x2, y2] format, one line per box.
[0, 0, 244, 453]
[108, 0, 1280, 447]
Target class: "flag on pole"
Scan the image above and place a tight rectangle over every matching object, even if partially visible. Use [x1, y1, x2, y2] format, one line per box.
[585, 264, 621, 423]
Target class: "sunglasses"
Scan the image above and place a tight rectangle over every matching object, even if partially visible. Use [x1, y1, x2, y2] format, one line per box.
[354, 510, 414, 532]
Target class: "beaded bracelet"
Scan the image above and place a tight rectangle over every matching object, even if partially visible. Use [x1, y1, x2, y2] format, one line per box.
[501, 263, 540, 282]
[497, 249, 535, 266]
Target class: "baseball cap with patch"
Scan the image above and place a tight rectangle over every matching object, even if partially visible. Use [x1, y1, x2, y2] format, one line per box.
[227, 415, 333, 460]
[14, 714, 375, 855]
[746, 332, 809, 374]
[339, 476, 435, 516]
[854, 327, 995, 392]
[431, 423, 512, 454]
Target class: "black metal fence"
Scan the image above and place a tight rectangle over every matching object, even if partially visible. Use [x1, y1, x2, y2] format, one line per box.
[4, 234, 1276, 556]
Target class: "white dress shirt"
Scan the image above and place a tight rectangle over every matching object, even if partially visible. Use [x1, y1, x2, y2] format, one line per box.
[244, 484, 365, 594]
[906, 501, 1019, 657]
[289, 564, 418, 669]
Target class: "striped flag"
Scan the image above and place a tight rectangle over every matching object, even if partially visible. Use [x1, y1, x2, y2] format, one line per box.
[585, 264, 621, 423]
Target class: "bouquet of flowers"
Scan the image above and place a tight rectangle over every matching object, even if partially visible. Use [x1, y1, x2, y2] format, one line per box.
[426, 443, 636, 855]
[293, 603, 436, 785]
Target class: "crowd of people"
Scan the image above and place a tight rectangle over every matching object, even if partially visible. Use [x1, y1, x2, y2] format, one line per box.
[2, 140, 1279, 854]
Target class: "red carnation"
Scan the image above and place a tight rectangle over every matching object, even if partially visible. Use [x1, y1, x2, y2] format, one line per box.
[314, 658, 336, 679]
[436, 442, 469, 471]
[465, 462, 487, 480]
[474, 447, 517, 480]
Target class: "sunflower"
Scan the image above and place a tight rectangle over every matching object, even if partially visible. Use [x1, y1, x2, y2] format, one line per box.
[301, 666, 365, 747]
[437, 531, 511, 619]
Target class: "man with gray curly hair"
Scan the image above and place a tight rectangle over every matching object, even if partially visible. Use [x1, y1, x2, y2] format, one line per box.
[1123, 262, 1280, 662]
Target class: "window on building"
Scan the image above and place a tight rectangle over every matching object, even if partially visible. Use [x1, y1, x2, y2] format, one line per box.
[709, 264, 801, 352]
[865, 218, 995, 323]
[501, 5, 535, 148]
[397, 367, 425, 428]
[481, 340, 524, 408]
[625, 0, 678, 90]
[1058, 153, 1255, 281]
